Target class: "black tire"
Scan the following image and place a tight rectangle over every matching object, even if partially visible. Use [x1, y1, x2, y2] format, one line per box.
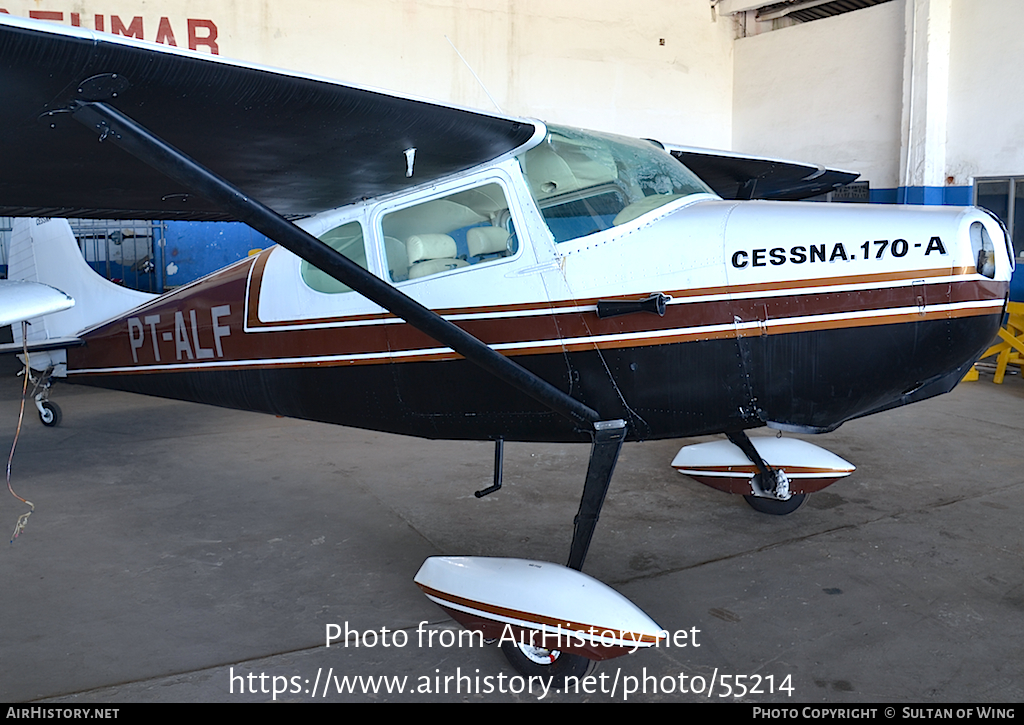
[743, 492, 807, 515]
[38, 401, 62, 427]
[500, 640, 595, 689]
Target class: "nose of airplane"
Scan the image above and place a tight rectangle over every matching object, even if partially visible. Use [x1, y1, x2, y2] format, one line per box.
[966, 209, 1014, 282]
[720, 200, 1010, 433]
[723, 200, 1012, 289]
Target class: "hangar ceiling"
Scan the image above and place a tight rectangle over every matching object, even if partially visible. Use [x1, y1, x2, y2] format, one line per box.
[724, 0, 896, 24]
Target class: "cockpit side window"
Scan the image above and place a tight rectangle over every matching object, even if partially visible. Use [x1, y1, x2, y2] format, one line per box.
[300, 221, 366, 294]
[381, 182, 518, 282]
[518, 125, 712, 244]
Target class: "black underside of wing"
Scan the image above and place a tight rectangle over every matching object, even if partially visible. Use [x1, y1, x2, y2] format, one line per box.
[670, 149, 859, 201]
[0, 18, 537, 221]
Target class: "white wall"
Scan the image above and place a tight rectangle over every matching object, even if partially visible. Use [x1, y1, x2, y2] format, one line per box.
[732, 0, 1024, 192]
[732, 0, 906, 188]
[946, 0, 1024, 183]
[0, 0, 735, 147]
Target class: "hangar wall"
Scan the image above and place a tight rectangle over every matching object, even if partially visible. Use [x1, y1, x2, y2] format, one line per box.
[0, 0, 734, 147]
[732, 1, 905, 195]
[732, 0, 1024, 206]
[946, 0, 1024, 182]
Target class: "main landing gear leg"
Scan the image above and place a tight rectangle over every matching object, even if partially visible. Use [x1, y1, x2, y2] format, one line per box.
[726, 431, 806, 515]
[501, 420, 628, 687]
[567, 420, 628, 571]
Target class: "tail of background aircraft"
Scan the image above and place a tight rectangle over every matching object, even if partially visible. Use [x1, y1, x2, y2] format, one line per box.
[7, 218, 157, 372]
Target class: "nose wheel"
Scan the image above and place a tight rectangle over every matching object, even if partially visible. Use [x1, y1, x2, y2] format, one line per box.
[727, 431, 807, 515]
[743, 492, 806, 515]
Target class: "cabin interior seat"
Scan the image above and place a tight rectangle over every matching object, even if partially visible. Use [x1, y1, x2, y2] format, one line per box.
[466, 226, 510, 261]
[406, 233, 468, 279]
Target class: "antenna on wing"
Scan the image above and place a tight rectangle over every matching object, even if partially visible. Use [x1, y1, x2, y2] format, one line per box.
[444, 35, 503, 114]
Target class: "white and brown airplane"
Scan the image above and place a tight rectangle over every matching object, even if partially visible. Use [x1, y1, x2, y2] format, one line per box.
[0, 15, 1012, 682]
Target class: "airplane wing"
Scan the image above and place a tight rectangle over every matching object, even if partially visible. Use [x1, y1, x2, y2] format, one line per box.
[0, 15, 601, 431]
[0, 281, 74, 328]
[664, 144, 859, 201]
[0, 15, 540, 221]
[0, 279, 82, 358]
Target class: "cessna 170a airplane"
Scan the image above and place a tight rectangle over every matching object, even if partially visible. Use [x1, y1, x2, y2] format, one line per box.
[0, 15, 1013, 682]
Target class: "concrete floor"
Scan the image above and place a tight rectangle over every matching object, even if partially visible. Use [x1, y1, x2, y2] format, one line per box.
[0, 356, 1021, 703]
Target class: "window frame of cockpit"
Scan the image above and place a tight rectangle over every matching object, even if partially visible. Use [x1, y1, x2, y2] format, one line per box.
[368, 168, 528, 288]
[515, 124, 716, 251]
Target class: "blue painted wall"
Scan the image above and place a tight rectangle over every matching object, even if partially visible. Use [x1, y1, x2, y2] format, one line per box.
[869, 186, 973, 205]
[161, 221, 275, 289]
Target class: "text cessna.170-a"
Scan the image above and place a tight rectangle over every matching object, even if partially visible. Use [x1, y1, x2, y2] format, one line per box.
[0, 15, 1012, 683]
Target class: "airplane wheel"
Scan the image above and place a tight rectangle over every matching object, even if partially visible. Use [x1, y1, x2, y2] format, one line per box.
[38, 401, 62, 427]
[500, 641, 595, 689]
[743, 492, 806, 515]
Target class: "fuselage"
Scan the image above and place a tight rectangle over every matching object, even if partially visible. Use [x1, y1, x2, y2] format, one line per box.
[63, 127, 1012, 443]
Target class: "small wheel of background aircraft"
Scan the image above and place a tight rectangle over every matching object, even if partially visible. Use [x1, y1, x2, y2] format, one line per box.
[37, 400, 62, 428]
[0, 281, 74, 428]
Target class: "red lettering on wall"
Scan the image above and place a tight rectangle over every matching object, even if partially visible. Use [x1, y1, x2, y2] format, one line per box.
[155, 16, 177, 46]
[187, 19, 219, 54]
[111, 15, 143, 39]
[4, 11, 223, 55]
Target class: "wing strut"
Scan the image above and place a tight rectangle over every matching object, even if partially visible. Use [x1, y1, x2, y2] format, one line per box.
[66, 95, 624, 571]
[68, 98, 599, 427]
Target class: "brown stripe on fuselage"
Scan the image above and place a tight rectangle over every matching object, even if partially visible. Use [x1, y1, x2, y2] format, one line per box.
[69, 298, 1002, 375]
[67, 248, 1005, 376]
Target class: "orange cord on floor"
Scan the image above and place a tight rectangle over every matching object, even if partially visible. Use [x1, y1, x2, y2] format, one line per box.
[7, 321, 35, 543]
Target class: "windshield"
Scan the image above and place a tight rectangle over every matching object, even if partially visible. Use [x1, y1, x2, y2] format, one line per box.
[518, 125, 713, 243]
